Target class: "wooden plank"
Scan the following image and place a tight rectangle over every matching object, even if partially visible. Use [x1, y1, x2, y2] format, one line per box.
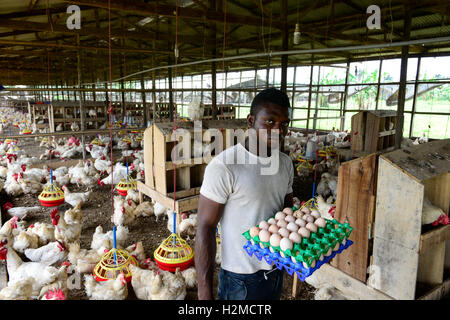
[417, 241, 445, 285]
[378, 129, 396, 137]
[168, 187, 201, 199]
[418, 276, 450, 300]
[143, 126, 154, 188]
[372, 156, 424, 300]
[420, 224, 450, 253]
[154, 127, 168, 195]
[351, 112, 365, 152]
[306, 263, 394, 300]
[364, 113, 381, 153]
[331, 153, 377, 282]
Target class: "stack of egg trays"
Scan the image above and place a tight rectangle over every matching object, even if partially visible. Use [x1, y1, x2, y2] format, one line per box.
[243, 239, 353, 281]
[242, 218, 354, 281]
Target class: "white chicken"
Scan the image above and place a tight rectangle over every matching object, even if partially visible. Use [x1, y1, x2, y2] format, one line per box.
[315, 195, 335, 220]
[149, 268, 186, 300]
[316, 172, 338, 202]
[2, 244, 60, 297]
[70, 121, 80, 131]
[422, 197, 450, 226]
[61, 184, 91, 208]
[178, 213, 198, 240]
[133, 201, 154, 218]
[24, 240, 68, 266]
[187, 96, 204, 121]
[126, 241, 146, 267]
[12, 229, 39, 254]
[84, 272, 128, 300]
[0, 278, 34, 300]
[26, 222, 56, 246]
[112, 196, 137, 226]
[153, 201, 168, 222]
[90, 224, 129, 252]
[181, 266, 197, 289]
[52, 205, 83, 245]
[38, 263, 69, 300]
[5, 205, 41, 220]
[125, 189, 140, 203]
[68, 242, 104, 274]
[129, 263, 157, 300]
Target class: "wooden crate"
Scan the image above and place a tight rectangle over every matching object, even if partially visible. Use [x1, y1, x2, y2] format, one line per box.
[29, 101, 54, 132]
[52, 101, 107, 131]
[370, 139, 450, 300]
[351, 110, 397, 153]
[306, 139, 450, 300]
[143, 119, 247, 197]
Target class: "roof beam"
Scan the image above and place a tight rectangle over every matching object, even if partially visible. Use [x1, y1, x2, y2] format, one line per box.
[66, 0, 283, 29]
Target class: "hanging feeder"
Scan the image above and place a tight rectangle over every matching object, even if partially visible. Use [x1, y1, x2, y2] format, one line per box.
[93, 226, 137, 283]
[38, 169, 65, 207]
[90, 137, 104, 146]
[122, 137, 132, 145]
[154, 233, 194, 272]
[154, 210, 194, 272]
[115, 163, 137, 196]
[7, 143, 20, 155]
[22, 128, 32, 135]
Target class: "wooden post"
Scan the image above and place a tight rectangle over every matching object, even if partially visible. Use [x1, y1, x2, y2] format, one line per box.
[280, 0, 288, 93]
[77, 35, 86, 160]
[340, 60, 350, 131]
[120, 64, 126, 123]
[312, 66, 321, 130]
[395, 7, 411, 149]
[305, 54, 314, 134]
[409, 57, 421, 138]
[375, 59, 383, 110]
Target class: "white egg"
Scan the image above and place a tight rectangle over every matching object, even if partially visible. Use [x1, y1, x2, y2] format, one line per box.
[259, 220, 269, 230]
[267, 218, 277, 225]
[304, 215, 315, 223]
[249, 226, 260, 238]
[314, 217, 327, 228]
[286, 222, 299, 233]
[310, 209, 321, 219]
[301, 207, 311, 214]
[298, 227, 310, 238]
[284, 215, 295, 223]
[294, 211, 304, 219]
[306, 222, 318, 233]
[295, 218, 306, 227]
[283, 207, 293, 215]
[280, 238, 293, 252]
[269, 233, 281, 247]
[276, 219, 288, 228]
[289, 232, 302, 244]
[258, 229, 271, 242]
[275, 211, 286, 221]
[268, 224, 279, 234]
[278, 227, 290, 238]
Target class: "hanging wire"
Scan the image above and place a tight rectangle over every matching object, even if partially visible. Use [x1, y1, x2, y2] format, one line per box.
[220, 0, 227, 120]
[108, 0, 115, 219]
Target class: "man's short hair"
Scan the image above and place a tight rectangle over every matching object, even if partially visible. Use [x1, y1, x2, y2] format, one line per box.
[250, 88, 291, 117]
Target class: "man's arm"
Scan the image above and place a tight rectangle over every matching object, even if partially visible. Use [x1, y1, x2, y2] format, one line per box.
[195, 194, 224, 300]
[284, 192, 293, 208]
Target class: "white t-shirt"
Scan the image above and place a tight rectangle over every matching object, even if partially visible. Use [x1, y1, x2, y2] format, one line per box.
[200, 143, 294, 274]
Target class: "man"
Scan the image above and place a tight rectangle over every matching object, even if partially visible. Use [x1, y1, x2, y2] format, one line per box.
[195, 88, 294, 300]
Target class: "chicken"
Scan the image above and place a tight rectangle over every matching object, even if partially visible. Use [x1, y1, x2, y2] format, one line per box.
[24, 240, 68, 266]
[125, 189, 140, 203]
[52, 205, 83, 245]
[178, 213, 198, 240]
[12, 229, 39, 254]
[71, 121, 80, 132]
[90, 224, 129, 253]
[55, 123, 63, 132]
[0, 278, 34, 300]
[40, 288, 66, 300]
[94, 158, 111, 174]
[153, 201, 168, 222]
[84, 272, 128, 300]
[181, 266, 197, 289]
[126, 241, 146, 267]
[5, 205, 41, 220]
[315, 195, 335, 220]
[314, 284, 348, 300]
[18, 176, 43, 194]
[68, 242, 104, 274]
[112, 196, 137, 226]
[2, 243, 60, 297]
[133, 201, 154, 218]
[27, 222, 56, 246]
[38, 263, 69, 300]
[129, 263, 157, 300]
[0, 216, 19, 241]
[316, 172, 338, 201]
[149, 268, 186, 300]
[187, 96, 204, 121]
[422, 197, 450, 226]
[61, 185, 91, 208]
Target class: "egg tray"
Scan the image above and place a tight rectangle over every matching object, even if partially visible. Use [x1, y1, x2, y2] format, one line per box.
[243, 239, 353, 281]
[242, 218, 353, 267]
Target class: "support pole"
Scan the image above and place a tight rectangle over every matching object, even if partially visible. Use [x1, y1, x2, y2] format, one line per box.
[395, 7, 412, 149]
[168, 58, 174, 122]
[77, 35, 86, 160]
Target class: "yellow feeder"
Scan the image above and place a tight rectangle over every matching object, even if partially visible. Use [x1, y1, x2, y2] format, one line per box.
[116, 177, 137, 196]
[21, 128, 32, 135]
[122, 137, 132, 144]
[90, 137, 104, 146]
[296, 157, 314, 173]
[38, 183, 65, 207]
[7, 144, 20, 155]
[154, 233, 194, 272]
[93, 248, 137, 283]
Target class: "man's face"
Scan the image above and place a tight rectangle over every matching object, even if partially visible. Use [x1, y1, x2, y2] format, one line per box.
[247, 102, 290, 148]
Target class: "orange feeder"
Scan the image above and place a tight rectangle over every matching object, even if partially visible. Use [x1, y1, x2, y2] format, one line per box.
[154, 232, 194, 272]
[38, 171, 65, 207]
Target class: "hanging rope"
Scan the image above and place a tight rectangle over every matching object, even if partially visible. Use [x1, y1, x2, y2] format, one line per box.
[108, 0, 115, 220]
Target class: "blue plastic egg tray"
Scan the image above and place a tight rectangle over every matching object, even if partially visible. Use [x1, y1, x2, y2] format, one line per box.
[243, 239, 353, 281]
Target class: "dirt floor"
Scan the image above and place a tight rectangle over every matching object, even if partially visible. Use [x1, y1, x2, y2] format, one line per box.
[0, 134, 316, 301]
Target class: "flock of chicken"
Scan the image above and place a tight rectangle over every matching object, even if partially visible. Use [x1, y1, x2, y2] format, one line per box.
[0, 108, 202, 300]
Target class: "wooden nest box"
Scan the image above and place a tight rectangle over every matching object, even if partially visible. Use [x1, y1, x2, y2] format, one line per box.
[351, 110, 397, 153]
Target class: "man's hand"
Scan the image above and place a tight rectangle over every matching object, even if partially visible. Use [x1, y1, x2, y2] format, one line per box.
[195, 194, 224, 300]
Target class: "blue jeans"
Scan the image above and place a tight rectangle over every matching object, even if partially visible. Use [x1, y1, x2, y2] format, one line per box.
[218, 267, 284, 300]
